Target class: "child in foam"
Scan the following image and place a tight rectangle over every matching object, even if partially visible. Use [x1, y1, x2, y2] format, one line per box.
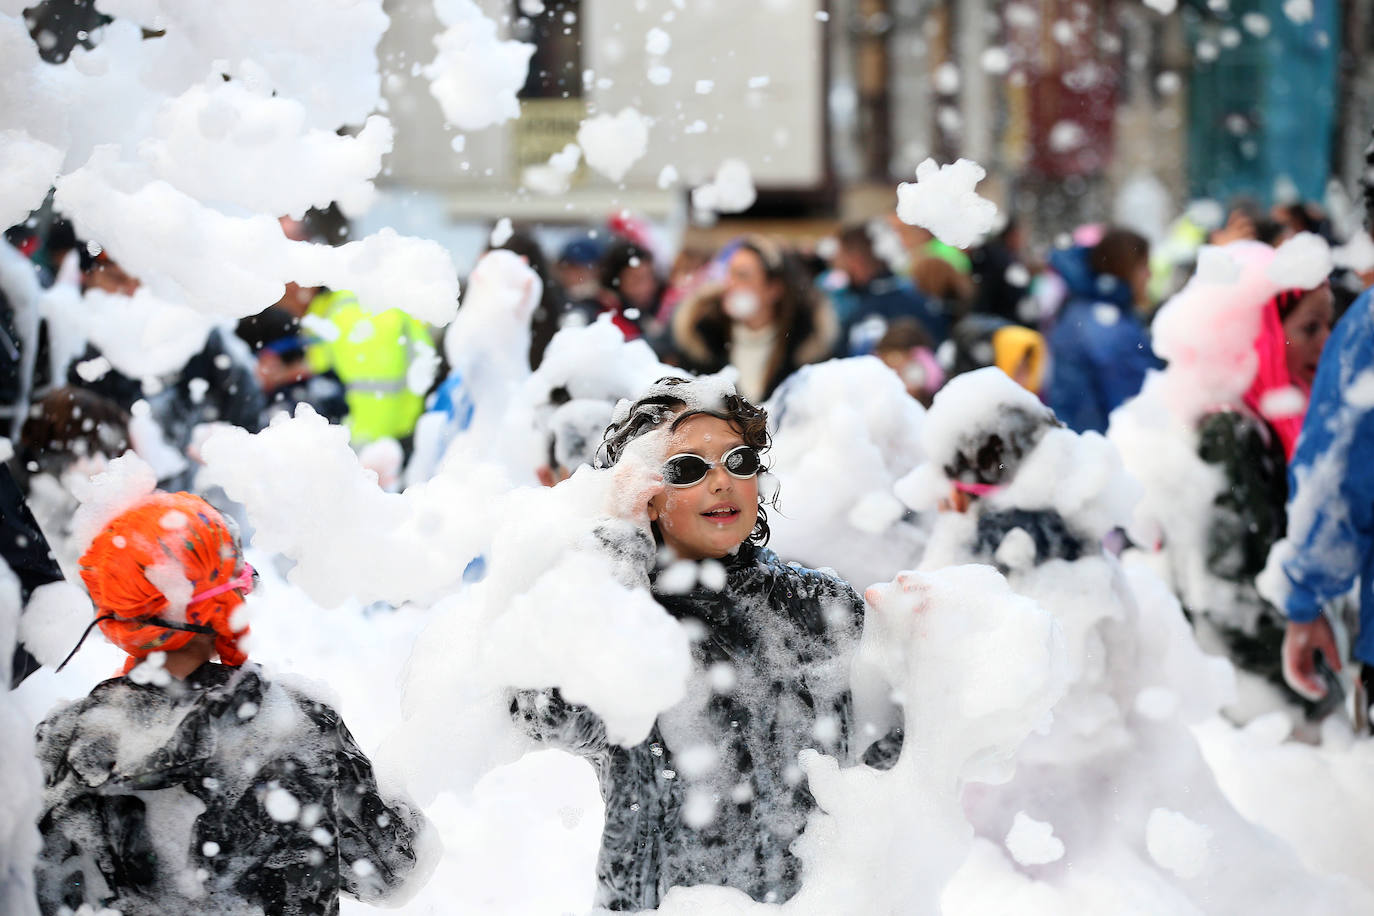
[1191, 266, 1333, 704]
[900, 370, 1372, 915]
[512, 377, 899, 911]
[1106, 239, 1335, 720]
[34, 492, 430, 916]
[906, 367, 1089, 573]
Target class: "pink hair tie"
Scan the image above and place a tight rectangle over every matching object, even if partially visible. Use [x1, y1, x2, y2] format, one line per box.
[952, 479, 1003, 497]
[190, 563, 257, 604]
[910, 347, 946, 391]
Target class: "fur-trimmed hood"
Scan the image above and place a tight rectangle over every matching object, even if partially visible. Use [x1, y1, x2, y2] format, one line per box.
[669, 282, 839, 397]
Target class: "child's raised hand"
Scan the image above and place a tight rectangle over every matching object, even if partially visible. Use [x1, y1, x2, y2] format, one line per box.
[606, 434, 669, 532]
[608, 458, 665, 530]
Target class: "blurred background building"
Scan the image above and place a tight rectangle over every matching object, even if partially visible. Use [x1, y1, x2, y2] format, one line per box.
[21, 0, 1367, 259]
[365, 0, 1360, 260]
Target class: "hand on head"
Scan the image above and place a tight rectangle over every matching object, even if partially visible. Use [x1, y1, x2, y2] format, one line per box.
[607, 444, 667, 533]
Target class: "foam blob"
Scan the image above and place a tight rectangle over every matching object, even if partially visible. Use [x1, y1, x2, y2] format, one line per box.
[425, 0, 535, 131]
[577, 108, 650, 182]
[896, 158, 1000, 250]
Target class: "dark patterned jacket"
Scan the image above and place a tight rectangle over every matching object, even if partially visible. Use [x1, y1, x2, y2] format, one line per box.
[512, 538, 883, 910]
[1195, 408, 1291, 681]
[34, 662, 425, 916]
[972, 507, 1088, 571]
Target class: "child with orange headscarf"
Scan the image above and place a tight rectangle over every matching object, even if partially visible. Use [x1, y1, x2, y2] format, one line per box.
[34, 491, 431, 916]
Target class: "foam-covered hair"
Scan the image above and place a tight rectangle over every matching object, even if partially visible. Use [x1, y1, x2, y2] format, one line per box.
[923, 367, 1060, 487]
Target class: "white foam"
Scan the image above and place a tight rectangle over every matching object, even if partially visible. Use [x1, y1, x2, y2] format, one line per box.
[896, 158, 1000, 250]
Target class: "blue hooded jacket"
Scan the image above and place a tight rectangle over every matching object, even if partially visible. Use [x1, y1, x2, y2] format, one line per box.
[1272, 288, 1374, 663]
[829, 271, 949, 355]
[1045, 246, 1161, 433]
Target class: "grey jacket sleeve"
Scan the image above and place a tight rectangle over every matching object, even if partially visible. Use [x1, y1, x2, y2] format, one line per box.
[509, 687, 610, 757]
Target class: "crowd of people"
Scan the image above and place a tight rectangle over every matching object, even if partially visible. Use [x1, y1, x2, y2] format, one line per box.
[4, 144, 1374, 912]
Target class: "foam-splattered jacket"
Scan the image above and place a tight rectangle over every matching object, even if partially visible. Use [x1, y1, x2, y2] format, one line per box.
[1198, 409, 1289, 590]
[512, 537, 886, 911]
[1272, 289, 1374, 665]
[34, 662, 426, 916]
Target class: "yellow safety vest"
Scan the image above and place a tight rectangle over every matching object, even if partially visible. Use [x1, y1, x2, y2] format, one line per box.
[305, 289, 433, 444]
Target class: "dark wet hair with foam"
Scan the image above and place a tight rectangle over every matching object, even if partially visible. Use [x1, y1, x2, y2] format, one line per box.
[944, 404, 1060, 488]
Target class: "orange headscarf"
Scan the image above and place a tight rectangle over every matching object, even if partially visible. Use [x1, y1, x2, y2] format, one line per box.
[79, 491, 250, 675]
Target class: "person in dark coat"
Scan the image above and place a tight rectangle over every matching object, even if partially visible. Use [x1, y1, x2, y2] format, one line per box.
[511, 377, 897, 911]
[669, 237, 839, 403]
[1192, 408, 1292, 677]
[71, 249, 267, 457]
[235, 304, 348, 428]
[34, 491, 429, 915]
[968, 217, 1033, 324]
[596, 237, 664, 342]
[1045, 228, 1162, 433]
[0, 464, 62, 688]
[829, 223, 948, 355]
[143, 328, 266, 448]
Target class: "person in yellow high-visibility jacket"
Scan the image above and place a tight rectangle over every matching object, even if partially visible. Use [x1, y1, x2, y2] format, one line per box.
[304, 289, 435, 446]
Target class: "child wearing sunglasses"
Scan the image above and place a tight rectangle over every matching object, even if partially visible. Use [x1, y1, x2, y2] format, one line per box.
[512, 377, 899, 911]
[34, 491, 430, 916]
[909, 367, 1085, 571]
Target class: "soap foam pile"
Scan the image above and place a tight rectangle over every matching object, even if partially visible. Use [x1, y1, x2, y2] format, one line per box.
[2, 2, 460, 331]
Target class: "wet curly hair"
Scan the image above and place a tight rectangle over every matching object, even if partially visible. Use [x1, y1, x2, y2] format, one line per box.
[596, 376, 776, 546]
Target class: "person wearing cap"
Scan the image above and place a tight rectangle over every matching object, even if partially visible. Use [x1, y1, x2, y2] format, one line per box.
[554, 236, 605, 304]
[34, 491, 430, 915]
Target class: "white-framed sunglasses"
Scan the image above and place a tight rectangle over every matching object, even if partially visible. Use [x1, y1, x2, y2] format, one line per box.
[662, 445, 762, 488]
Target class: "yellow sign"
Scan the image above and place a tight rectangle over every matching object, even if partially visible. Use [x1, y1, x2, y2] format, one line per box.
[515, 98, 587, 176]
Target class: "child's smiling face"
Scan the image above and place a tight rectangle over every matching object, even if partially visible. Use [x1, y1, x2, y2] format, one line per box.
[648, 414, 760, 560]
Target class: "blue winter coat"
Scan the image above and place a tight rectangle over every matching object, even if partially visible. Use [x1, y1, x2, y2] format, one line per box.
[1045, 246, 1160, 433]
[1271, 289, 1374, 664]
[830, 272, 949, 355]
